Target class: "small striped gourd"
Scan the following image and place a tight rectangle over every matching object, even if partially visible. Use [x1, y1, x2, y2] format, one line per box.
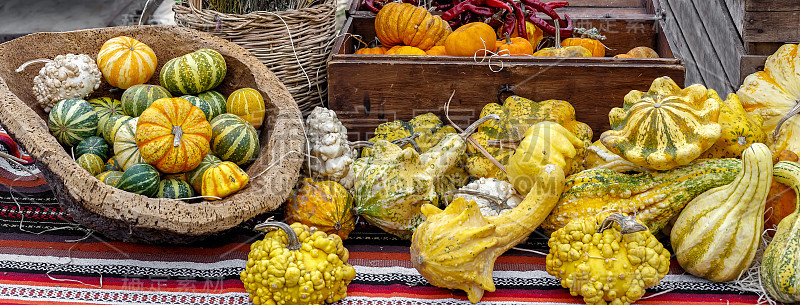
[209, 114, 260, 166]
[48, 98, 98, 147]
[113, 117, 145, 170]
[96, 36, 157, 89]
[75, 136, 109, 160]
[182, 91, 226, 121]
[541, 158, 742, 234]
[160, 49, 227, 95]
[135, 97, 212, 173]
[762, 161, 800, 303]
[157, 178, 194, 199]
[116, 163, 160, 197]
[76, 153, 104, 176]
[670, 143, 772, 282]
[96, 171, 123, 187]
[201, 161, 249, 200]
[102, 114, 133, 144]
[226, 88, 265, 129]
[88, 97, 123, 137]
[104, 156, 123, 172]
[120, 84, 172, 117]
[185, 154, 222, 192]
[285, 178, 356, 240]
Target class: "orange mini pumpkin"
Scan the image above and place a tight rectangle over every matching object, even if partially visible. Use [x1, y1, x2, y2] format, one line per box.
[496, 35, 534, 56]
[501, 21, 544, 49]
[386, 45, 427, 55]
[561, 27, 607, 57]
[97, 36, 157, 89]
[375, 3, 452, 50]
[354, 46, 388, 55]
[445, 22, 497, 57]
[135, 97, 212, 173]
[426, 46, 447, 55]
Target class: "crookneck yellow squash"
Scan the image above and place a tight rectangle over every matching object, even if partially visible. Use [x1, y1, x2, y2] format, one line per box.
[761, 161, 800, 303]
[600, 76, 722, 170]
[670, 143, 772, 282]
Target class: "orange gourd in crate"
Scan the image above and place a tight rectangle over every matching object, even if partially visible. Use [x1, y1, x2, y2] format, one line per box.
[375, 2, 452, 50]
[445, 22, 497, 57]
[386, 46, 427, 55]
[496, 35, 534, 56]
[354, 46, 388, 55]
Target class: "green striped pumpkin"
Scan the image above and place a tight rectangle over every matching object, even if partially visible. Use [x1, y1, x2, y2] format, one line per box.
[76, 153, 104, 176]
[183, 91, 226, 121]
[104, 156, 123, 172]
[88, 97, 123, 137]
[185, 154, 222, 192]
[157, 178, 194, 199]
[96, 171, 123, 187]
[160, 49, 227, 95]
[209, 114, 260, 166]
[48, 98, 98, 147]
[761, 161, 800, 303]
[113, 117, 145, 170]
[120, 84, 172, 117]
[117, 163, 160, 197]
[102, 114, 133, 144]
[76, 136, 109, 161]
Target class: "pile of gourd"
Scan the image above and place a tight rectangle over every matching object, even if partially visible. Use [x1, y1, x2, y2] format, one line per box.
[270, 41, 800, 305]
[352, 2, 660, 58]
[29, 36, 265, 201]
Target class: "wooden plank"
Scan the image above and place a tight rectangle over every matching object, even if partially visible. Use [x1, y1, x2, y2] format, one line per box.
[745, 42, 789, 55]
[745, 0, 800, 12]
[743, 11, 800, 43]
[666, 0, 734, 94]
[692, 0, 744, 90]
[722, 0, 745, 38]
[739, 54, 768, 84]
[659, 0, 704, 87]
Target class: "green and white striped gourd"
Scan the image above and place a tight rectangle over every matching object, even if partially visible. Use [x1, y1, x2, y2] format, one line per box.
[102, 114, 133, 144]
[113, 117, 145, 170]
[185, 154, 222, 192]
[116, 163, 160, 197]
[104, 156, 123, 172]
[670, 143, 773, 282]
[47, 98, 98, 146]
[96, 170, 123, 187]
[209, 114, 259, 166]
[88, 97, 123, 137]
[761, 161, 800, 303]
[183, 91, 226, 121]
[160, 49, 227, 95]
[75, 136, 109, 160]
[76, 153, 104, 176]
[120, 84, 171, 117]
[157, 178, 194, 199]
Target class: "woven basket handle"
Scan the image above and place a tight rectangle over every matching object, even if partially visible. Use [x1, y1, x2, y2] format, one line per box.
[188, 0, 202, 9]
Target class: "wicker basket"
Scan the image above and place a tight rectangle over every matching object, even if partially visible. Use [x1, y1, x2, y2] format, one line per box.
[173, 0, 336, 115]
[0, 25, 304, 244]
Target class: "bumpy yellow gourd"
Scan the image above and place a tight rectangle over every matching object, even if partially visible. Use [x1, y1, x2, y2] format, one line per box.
[600, 76, 722, 170]
[671, 143, 773, 282]
[699, 91, 766, 158]
[410, 121, 582, 303]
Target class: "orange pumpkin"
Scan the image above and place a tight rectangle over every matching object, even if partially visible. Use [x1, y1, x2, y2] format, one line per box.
[614, 46, 659, 58]
[354, 46, 388, 55]
[135, 97, 212, 173]
[375, 3, 452, 50]
[445, 22, 497, 57]
[501, 21, 544, 49]
[496, 35, 534, 56]
[426, 46, 447, 55]
[766, 150, 799, 235]
[386, 46, 427, 55]
[561, 38, 604, 57]
[97, 36, 157, 89]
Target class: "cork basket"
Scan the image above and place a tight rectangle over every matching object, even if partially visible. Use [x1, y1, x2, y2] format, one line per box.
[0, 25, 304, 244]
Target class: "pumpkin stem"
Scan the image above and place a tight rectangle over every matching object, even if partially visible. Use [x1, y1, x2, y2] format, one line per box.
[772, 102, 800, 141]
[172, 126, 183, 147]
[504, 33, 512, 44]
[254, 221, 302, 251]
[553, 19, 561, 49]
[574, 27, 606, 40]
[597, 213, 647, 235]
[15, 58, 55, 73]
[446, 189, 509, 213]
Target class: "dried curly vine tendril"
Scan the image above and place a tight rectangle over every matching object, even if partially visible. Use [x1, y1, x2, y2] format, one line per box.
[15, 58, 55, 73]
[772, 102, 800, 141]
[597, 212, 648, 235]
[254, 221, 301, 251]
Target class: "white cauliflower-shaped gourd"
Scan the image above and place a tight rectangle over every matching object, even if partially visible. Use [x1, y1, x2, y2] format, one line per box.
[306, 107, 355, 189]
[452, 178, 523, 216]
[16, 54, 102, 113]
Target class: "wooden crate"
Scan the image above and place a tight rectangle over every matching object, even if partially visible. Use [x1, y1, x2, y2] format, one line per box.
[328, 2, 685, 141]
[660, 0, 799, 96]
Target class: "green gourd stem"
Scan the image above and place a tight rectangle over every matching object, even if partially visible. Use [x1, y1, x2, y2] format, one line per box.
[597, 213, 647, 235]
[254, 221, 301, 251]
[172, 126, 183, 147]
[15, 58, 54, 73]
[772, 102, 800, 141]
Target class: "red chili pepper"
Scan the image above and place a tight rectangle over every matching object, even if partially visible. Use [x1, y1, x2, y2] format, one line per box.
[527, 13, 573, 36]
[405, 0, 420, 5]
[505, 0, 527, 39]
[521, 0, 561, 22]
[547, 1, 569, 9]
[443, 0, 495, 21]
[467, 4, 495, 16]
[502, 14, 516, 37]
[484, 0, 513, 14]
[363, 0, 380, 13]
[437, 3, 454, 11]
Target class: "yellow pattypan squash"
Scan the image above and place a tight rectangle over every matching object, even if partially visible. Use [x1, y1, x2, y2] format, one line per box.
[201, 161, 249, 200]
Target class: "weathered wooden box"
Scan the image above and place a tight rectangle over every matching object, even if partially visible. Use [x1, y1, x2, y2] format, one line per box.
[329, 0, 685, 140]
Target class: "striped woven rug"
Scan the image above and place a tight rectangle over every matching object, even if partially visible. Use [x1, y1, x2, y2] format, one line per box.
[0, 125, 766, 305]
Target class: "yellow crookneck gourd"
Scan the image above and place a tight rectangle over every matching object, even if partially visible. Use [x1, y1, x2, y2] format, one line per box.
[410, 122, 582, 303]
[670, 143, 773, 282]
[600, 76, 722, 170]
